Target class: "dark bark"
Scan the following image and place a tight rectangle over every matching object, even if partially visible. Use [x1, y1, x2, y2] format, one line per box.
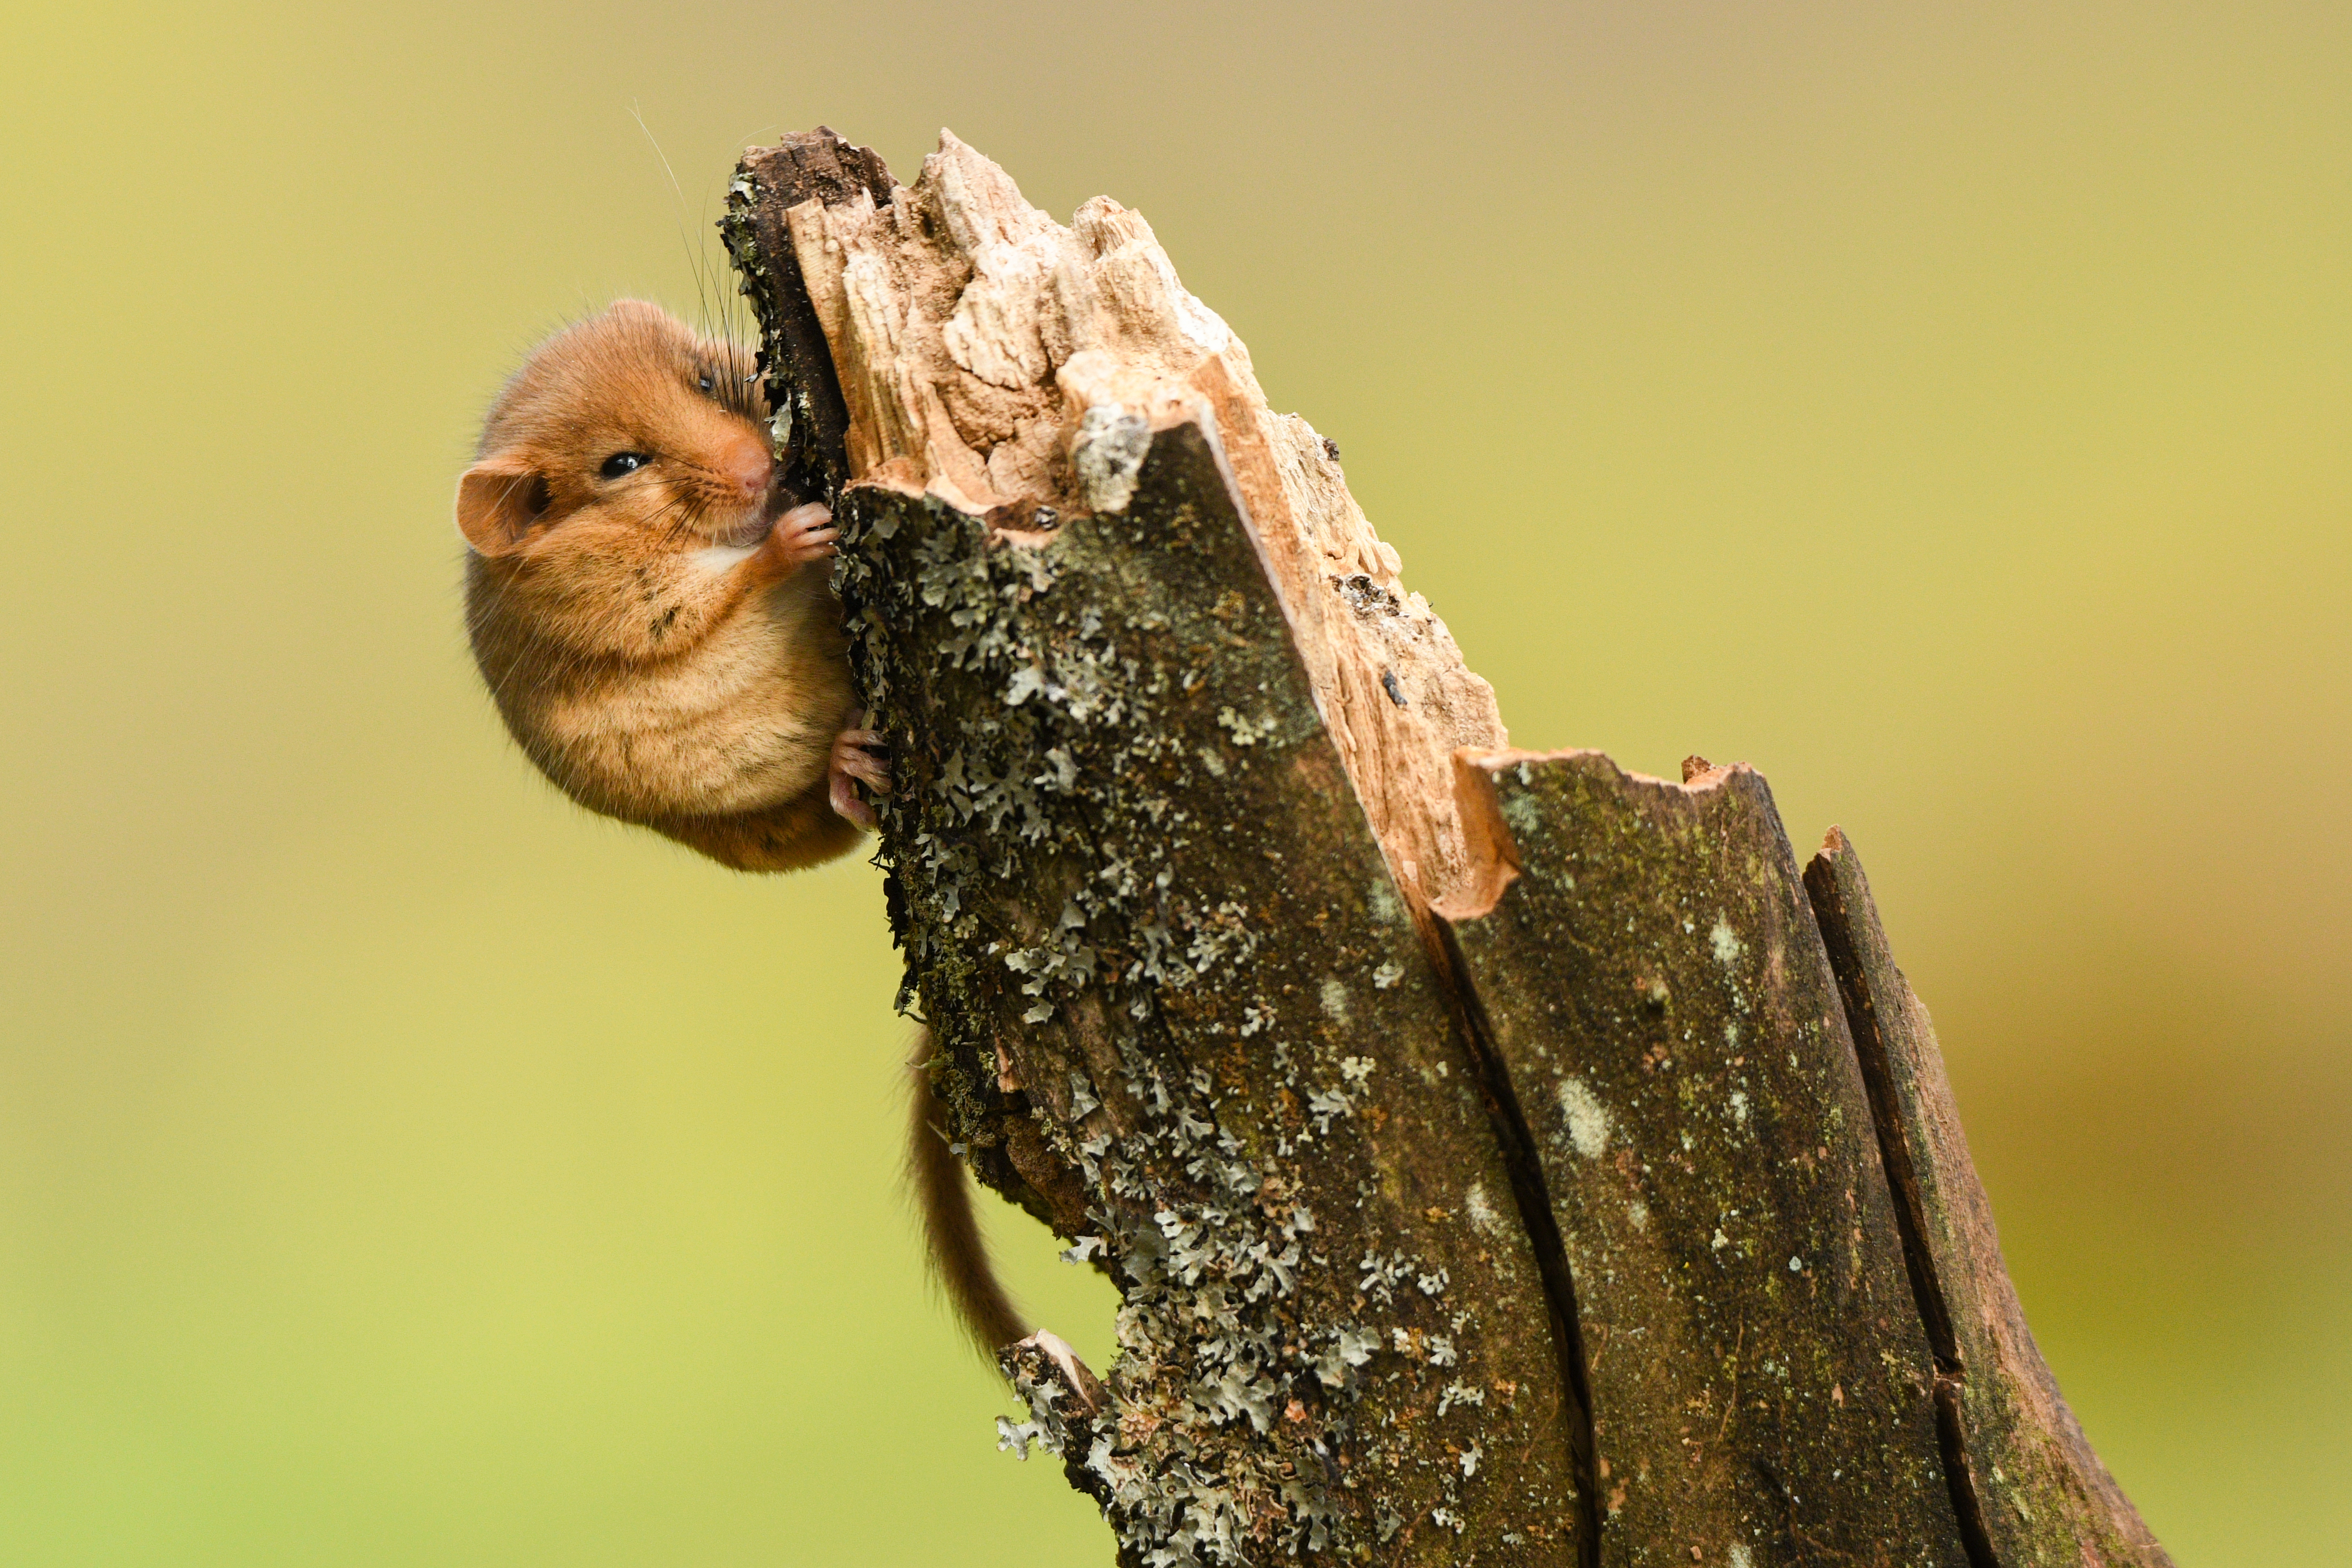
[721, 126, 2170, 1568]
[1436, 753, 1967, 1565]
[719, 128, 892, 504]
[1806, 832, 2173, 1566]
[834, 426, 1586, 1562]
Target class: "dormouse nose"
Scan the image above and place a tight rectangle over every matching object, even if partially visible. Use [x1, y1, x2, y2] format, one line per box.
[722, 431, 772, 500]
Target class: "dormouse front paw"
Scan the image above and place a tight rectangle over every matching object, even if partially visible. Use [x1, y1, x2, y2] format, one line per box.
[827, 717, 892, 829]
[755, 501, 839, 578]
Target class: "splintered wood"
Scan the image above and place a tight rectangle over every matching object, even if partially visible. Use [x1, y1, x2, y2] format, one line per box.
[775, 131, 1504, 914]
[725, 126, 2172, 1568]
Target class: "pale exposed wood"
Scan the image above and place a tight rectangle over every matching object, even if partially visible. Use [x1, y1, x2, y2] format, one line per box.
[779, 131, 1504, 916]
[721, 130, 893, 503]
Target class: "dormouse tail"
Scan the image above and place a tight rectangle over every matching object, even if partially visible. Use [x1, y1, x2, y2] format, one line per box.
[906, 1029, 1029, 1356]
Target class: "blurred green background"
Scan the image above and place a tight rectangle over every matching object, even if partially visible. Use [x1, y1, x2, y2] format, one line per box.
[5, 1, 2345, 1562]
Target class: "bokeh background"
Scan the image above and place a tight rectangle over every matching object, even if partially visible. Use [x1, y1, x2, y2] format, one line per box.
[6, 1, 2346, 1562]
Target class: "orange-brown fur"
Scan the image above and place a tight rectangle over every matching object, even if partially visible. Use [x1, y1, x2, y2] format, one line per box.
[460, 301, 861, 871]
[458, 301, 1031, 1358]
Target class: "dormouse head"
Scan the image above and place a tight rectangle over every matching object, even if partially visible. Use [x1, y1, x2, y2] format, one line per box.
[456, 301, 778, 564]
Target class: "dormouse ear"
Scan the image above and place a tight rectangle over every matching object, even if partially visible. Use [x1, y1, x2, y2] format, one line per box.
[455, 457, 552, 556]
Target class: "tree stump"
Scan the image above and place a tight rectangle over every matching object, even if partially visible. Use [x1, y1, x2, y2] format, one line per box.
[722, 126, 2170, 1568]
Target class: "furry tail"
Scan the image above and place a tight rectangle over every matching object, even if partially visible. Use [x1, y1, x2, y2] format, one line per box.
[906, 1029, 1028, 1355]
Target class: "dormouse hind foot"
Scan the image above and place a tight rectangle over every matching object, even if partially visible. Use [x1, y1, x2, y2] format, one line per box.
[828, 716, 892, 829]
[753, 500, 838, 580]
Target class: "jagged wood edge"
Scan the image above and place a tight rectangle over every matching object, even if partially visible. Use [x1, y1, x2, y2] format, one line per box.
[719, 127, 892, 505]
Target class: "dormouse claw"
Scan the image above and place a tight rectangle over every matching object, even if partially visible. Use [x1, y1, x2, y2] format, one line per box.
[827, 717, 892, 829]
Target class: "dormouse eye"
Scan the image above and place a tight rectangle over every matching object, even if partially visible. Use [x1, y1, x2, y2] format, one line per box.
[599, 452, 646, 480]
[697, 367, 715, 395]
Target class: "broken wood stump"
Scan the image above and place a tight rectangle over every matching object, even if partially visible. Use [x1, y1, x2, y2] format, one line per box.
[722, 125, 2170, 1567]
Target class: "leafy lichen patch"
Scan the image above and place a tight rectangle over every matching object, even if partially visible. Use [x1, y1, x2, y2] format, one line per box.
[832, 422, 1583, 1562]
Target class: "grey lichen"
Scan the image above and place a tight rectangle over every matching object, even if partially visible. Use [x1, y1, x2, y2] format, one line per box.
[833, 422, 1578, 1562]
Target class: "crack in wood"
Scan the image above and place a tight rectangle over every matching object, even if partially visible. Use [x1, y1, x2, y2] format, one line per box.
[1434, 915, 1606, 1568]
[1806, 846, 1996, 1566]
[1803, 828, 2173, 1567]
[1435, 752, 1970, 1564]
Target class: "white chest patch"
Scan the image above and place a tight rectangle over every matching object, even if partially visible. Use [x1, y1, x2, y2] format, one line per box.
[690, 543, 760, 574]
